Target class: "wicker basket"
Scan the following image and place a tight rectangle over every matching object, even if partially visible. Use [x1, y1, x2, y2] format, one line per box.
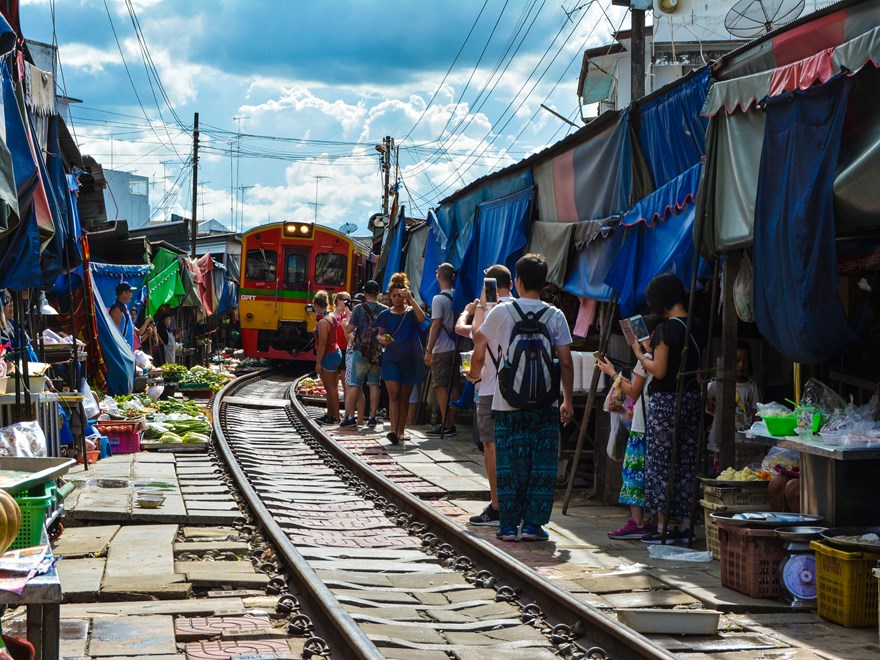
[702, 482, 770, 508]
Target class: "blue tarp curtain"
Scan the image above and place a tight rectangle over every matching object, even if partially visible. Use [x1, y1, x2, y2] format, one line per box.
[753, 75, 861, 364]
[636, 68, 710, 189]
[0, 61, 41, 290]
[419, 210, 449, 306]
[562, 224, 625, 302]
[380, 207, 407, 292]
[605, 203, 708, 316]
[437, 169, 533, 268]
[621, 162, 702, 227]
[211, 261, 236, 317]
[91, 279, 135, 396]
[452, 187, 533, 311]
[33, 115, 66, 287]
[90, 262, 150, 320]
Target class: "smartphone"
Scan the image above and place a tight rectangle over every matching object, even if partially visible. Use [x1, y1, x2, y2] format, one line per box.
[484, 278, 498, 307]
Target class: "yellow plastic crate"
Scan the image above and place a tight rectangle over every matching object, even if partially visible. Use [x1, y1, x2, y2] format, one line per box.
[811, 540, 880, 628]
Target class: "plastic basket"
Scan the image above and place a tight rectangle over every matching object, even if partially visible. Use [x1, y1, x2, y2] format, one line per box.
[702, 483, 771, 508]
[95, 421, 142, 454]
[811, 540, 880, 628]
[700, 499, 772, 561]
[11, 488, 53, 550]
[717, 523, 786, 598]
[762, 415, 797, 437]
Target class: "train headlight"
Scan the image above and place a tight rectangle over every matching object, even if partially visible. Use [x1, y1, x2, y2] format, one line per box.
[283, 222, 313, 238]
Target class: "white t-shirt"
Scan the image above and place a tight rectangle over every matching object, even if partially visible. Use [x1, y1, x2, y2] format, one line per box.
[630, 361, 652, 435]
[430, 289, 455, 354]
[478, 298, 572, 412]
[478, 296, 512, 396]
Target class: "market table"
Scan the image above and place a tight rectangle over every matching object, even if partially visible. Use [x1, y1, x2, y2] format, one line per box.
[0, 543, 60, 660]
[0, 393, 61, 458]
[777, 435, 880, 527]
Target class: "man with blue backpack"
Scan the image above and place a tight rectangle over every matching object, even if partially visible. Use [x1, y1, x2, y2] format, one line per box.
[470, 254, 574, 542]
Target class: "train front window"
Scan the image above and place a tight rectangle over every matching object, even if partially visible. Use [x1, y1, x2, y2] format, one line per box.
[284, 251, 308, 290]
[315, 253, 347, 287]
[245, 249, 276, 282]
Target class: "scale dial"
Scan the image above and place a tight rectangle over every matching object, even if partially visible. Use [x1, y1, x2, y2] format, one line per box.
[780, 553, 817, 601]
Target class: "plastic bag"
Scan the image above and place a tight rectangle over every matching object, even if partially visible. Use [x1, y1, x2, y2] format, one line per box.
[755, 402, 791, 418]
[603, 375, 629, 414]
[733, 251, 755, 323]
[762, 447, 800, 472]
[801, 378, 846, 414]
[647, 544, 713, 562]
[0, 422, 47, 457]
[81, 379, 100, 419]
[606, 412, 630, 461]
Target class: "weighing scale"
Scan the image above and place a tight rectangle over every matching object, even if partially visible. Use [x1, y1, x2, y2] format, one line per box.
[775, 526, 827, 607]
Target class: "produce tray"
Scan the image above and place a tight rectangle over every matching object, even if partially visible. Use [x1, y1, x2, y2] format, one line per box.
[0, 457, 76, 496]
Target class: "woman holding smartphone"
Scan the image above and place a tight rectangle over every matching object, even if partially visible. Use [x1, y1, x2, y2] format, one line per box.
[375, 273, 427, 445]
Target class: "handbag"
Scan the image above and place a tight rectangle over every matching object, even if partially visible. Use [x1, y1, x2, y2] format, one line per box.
[606, 411, 630, 461]
[603, 374, 629, 414]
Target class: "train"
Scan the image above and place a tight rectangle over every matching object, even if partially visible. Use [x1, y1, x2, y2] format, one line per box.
[239, 221, 371, 361]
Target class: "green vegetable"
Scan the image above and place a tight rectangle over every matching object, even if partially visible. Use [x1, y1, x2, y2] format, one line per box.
[181, 432, 210, 444]
[158, 432, 183, 444]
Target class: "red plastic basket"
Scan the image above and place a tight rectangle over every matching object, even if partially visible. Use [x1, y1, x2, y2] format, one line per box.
[717, 523, 787, 598]
[95, 421, 142, 454]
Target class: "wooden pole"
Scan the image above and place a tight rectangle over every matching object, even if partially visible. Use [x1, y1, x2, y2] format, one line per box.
[562, 293, 618, 515]
[717, 252, 741, 471]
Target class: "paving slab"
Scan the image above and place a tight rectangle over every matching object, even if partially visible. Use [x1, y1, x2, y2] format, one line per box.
[58, 557, 105, 603]
[102, 524, 185, 595]
[89, 615, 177, 656]
[185, 511, 243, 524]
[183, 499, 239, 511]
[68, 489, 132, 521]
[185, 639, 297, 660]
[182, 526, 238, 540]
[175, 561, 258, 574]
[61, 597, 249, 618]
[174, 614, 274, 642]
[173, 540, 250, 555]
[359, 622, 446, 644]
[130, 494, 188, 522]
[52, 525, 120, 558]
[178, 564, 271, 589]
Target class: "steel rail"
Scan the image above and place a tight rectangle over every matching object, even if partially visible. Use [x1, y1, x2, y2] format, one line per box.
[288, 377, 676, 659]
[213, 369, 384, 660]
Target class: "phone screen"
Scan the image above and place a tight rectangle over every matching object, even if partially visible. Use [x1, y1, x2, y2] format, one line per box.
[484, 278, 498, 306]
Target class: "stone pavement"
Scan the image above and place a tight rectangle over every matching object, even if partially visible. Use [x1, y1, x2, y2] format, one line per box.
[352, 418, 880, 660]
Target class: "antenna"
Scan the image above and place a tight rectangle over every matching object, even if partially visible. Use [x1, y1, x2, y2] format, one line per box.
[725, 0, 805, 39]
[339, 222, 357, 236]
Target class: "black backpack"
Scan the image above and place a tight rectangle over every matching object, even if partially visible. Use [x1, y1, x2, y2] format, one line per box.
[439, 292, 474, 353]
[355, 305, 383, 365]
[497, 301, 560, 410]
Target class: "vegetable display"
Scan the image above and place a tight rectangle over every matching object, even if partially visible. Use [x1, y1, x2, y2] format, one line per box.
[0, 489, 21, 553]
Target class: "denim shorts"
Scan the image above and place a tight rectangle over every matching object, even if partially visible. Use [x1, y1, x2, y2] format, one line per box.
[320, 349, 343, 372]
[349, 350, 382, 387]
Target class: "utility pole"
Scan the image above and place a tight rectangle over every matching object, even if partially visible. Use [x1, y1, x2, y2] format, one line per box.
[191, 112, 199, 258]
[611, 0, 647, 102]
[313, 175, 329, 224]
[238, 185, 255, 233]
[379, 135, 394, 219]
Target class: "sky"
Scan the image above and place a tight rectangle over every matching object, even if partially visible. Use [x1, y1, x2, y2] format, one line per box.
[18, 0, 631, 235]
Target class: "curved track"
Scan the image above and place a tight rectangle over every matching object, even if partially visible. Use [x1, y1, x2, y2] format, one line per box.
[213, 369, 674, 659]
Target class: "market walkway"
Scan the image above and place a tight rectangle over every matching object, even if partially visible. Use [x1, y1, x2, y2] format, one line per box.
[332, 417, 880, 660]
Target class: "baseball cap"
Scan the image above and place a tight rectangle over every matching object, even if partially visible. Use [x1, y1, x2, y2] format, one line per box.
[116, 282, 135, 295]
[363, 280, 380, 295]
[353, 292, 367, 303]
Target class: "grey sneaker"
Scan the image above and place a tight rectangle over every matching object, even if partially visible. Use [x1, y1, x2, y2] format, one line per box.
[469, 505, 499, 526]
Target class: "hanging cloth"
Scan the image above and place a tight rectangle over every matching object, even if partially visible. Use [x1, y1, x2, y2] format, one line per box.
[753, 75, 861, 364]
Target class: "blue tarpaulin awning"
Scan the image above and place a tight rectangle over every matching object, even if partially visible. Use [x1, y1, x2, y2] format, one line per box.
[453, 187, 533, 311]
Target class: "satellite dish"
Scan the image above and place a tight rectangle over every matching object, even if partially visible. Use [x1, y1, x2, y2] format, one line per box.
[725, 0, 805, 39]
[339, 222, 357, 236]
[657, 0, 679, 13]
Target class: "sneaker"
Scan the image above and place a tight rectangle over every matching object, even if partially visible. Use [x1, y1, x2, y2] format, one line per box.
[317, 416, 340, 426]
[608, 519, 652, 540]
[367, 417, 378, 428]
[519, 523, 550, 542]
[496, 526, 519, 542]
[338, 416, 358, 428]
[426, 425, 457, 437]
[469, 505, 499, 526]
[641, 527, 689, 545]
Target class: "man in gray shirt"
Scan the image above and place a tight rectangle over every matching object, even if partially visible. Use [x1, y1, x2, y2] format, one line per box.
[424, 262, 460, 437]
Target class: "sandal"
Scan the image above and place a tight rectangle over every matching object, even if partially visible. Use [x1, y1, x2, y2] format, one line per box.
[386, 431, 400, 445]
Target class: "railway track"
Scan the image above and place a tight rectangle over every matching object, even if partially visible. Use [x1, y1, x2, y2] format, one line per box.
[213, 369, 674, 659]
